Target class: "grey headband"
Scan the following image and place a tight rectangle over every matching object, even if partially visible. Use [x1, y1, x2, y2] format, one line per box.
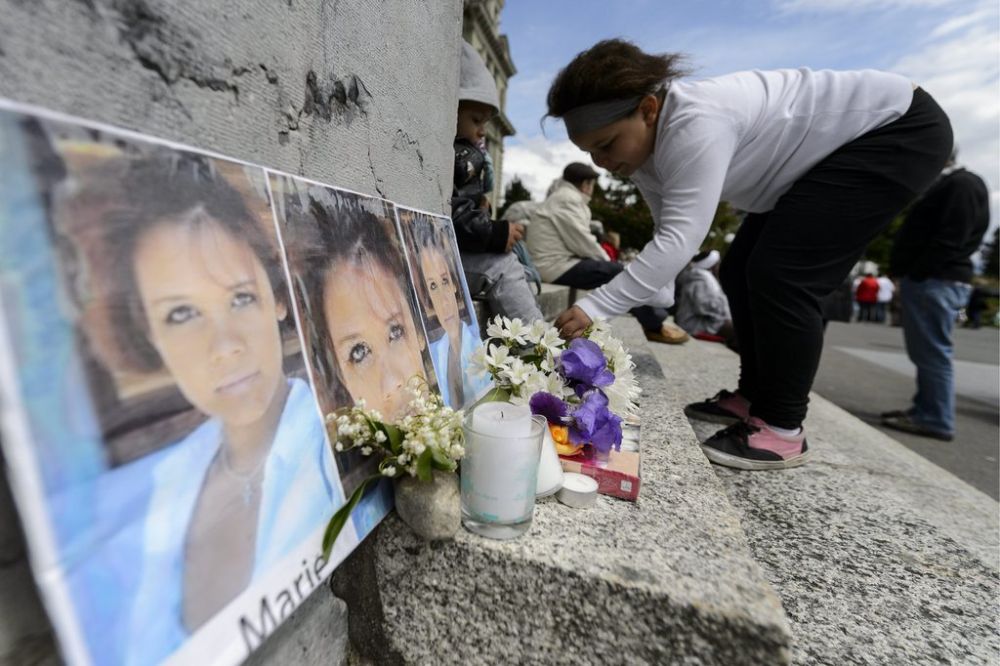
[563, 95, 643, 136]
[562, 85, 667, 136]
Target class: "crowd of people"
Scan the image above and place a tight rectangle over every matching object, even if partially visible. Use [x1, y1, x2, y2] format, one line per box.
[451, 38, 993, 468]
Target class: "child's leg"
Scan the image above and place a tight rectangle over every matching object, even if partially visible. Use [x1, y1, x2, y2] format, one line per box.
[719, 213, 768, 403]
[744, 92, 952, 430]
[461, 251, 543, 322]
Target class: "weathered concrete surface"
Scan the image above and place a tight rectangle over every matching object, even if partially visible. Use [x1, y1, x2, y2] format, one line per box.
[334, 317, 793, 665]
[654, 338, 1000, 665]
[0, 1, 462, 663]
[243, 586, 349, 666]
[0, 0, 461, 212]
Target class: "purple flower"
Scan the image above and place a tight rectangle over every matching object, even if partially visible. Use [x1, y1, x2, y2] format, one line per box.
[529, 391, 569, 425]
[559, 339, 614, 389]
[568, 390, 622, 454]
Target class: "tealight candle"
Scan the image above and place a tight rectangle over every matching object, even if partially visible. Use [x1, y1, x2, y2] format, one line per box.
[557, 472, 598, 509]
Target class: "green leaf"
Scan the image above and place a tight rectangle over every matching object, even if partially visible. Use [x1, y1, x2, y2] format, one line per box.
[430, 446, 455, 471]
[322, 475, 379, 560]
[383, 424, 404, 455]
[415, 448, 433, 482]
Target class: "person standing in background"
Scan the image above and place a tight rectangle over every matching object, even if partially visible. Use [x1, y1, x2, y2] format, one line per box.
[882, 156, 990, 441]
[875, 274, 895, 323]
[855, 273, 880, 322]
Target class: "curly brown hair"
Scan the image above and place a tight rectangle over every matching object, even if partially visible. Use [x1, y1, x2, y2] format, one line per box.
[546, 39, 689, 119]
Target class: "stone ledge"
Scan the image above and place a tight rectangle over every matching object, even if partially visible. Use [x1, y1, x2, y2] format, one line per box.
[333, 316, 792, 665]
[651, 337, 1000, 665]
[472, 283, 581, 332]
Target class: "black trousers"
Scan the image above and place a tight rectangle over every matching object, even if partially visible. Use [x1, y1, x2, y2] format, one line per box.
[554, 258, 668, 332]
[719, 88, 953, 428]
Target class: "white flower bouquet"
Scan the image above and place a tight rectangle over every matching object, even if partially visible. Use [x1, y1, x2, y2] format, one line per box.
[471, 316, 640, 457]
[321, 383, 464, 556]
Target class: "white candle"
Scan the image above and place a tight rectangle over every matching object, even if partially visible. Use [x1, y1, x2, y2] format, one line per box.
[470, 402, 532, 438]
[461, 404, 542, 524]
[535, 425, 564, 497]
[557, 472, 598, 509]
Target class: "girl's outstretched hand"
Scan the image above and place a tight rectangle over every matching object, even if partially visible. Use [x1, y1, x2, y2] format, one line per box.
[555, 305, 593, 340]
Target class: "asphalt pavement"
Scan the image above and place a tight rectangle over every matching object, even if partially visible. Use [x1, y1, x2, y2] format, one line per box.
[813, 321, 1000, 499]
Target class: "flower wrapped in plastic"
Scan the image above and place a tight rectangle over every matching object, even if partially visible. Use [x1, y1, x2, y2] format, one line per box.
[321, 380, 464, 557]
[472, 316, 639, 458]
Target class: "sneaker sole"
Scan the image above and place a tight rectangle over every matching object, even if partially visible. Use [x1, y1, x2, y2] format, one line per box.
[700, 446, 811, 471]
[682, 406, 742, 426]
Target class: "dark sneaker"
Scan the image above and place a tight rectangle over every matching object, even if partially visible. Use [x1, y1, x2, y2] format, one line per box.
[881, 414, 953, 442]
[701, 417, 810, 470]
[879, 409, 911, 419]
[684, 390, 750, 425]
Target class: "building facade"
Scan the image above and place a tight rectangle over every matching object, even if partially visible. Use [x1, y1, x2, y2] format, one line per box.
[463, 0, 516, 211]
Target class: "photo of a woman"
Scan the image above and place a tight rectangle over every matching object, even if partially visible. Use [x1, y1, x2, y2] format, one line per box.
[399, 210, 490, 409]
[269, 178, 437, 533]
[88, 154, 343, 664]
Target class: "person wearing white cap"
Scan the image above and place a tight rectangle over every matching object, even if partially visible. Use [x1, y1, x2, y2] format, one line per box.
[674, 250, 735, 348]
[451, 41, 543, 324]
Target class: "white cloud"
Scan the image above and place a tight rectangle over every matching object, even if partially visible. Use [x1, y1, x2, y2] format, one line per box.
[889, 2, 1000, 227]
[775, 0, 954, 13]
[500, 136, 595, 201]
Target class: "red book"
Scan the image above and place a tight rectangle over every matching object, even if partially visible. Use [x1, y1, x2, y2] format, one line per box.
[558, 447, 640, 502]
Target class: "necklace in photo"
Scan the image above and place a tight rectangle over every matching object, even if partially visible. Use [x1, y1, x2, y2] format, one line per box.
[218, 443, 267, 505]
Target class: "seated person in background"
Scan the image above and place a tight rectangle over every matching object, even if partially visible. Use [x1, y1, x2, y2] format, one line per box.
[451, 40, 542, 323]
[526, 161, 688, 344]
[597, 223, 621, 262]
[499, 200, 543, 295]
[675, 250, 737, 349]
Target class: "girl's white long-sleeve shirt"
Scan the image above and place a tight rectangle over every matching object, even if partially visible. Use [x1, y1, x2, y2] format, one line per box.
[576, 67, 914, 322]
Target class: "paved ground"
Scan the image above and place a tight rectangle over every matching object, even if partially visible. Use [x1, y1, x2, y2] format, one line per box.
[813, 321, 1000, 500]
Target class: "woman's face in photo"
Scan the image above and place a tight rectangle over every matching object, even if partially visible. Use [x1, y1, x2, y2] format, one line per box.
[419, 246, 461, 341]
[133, 215, 287, 427]
[323, 259, 425, 420]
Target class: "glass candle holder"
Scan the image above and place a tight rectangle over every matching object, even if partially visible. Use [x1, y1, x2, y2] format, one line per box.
[460, 406, 545, 539]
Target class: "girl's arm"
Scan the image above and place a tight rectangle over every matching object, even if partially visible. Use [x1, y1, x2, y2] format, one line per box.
[576, 114, 738, 320]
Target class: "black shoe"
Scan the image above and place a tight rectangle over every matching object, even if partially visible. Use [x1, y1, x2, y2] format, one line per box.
[701, 418, 810, 471]
[881, 414, 953, 442]
[879, 409, 910, 419]
[683, 390, 750, 425]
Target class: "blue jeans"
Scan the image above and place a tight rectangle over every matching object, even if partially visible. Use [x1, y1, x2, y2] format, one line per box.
[900, 277, 972, 434]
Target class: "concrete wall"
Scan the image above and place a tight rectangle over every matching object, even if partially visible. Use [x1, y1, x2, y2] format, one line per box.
[0, 0, 463, 663]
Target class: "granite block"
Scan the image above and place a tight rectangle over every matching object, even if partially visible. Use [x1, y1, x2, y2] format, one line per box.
[335, 317, 793, 665]
[653, 337, 1000, 665]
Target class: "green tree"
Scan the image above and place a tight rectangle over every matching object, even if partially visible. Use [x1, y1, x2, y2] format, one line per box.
[590, 174, 744, 257]
[588, 174, 653, 251]
[497, 177, 532, 219]
[701, 202, 743, 255]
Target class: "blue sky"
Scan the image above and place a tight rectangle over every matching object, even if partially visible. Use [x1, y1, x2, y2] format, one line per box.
[498, 0, 999, 227]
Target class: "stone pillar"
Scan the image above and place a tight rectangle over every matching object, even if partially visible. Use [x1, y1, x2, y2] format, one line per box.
[0, 0, 463, 662]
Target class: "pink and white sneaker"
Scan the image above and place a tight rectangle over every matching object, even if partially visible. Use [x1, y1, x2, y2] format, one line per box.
[683, 390, 751, 425]
[701, 417, 810, 470]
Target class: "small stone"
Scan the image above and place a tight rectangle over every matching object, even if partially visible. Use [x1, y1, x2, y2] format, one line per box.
[393, 471, 460, 541]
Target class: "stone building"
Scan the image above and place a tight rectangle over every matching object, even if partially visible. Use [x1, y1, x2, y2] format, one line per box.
[462, 0, 517, 211]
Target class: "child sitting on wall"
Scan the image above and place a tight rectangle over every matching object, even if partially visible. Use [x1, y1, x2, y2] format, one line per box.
[451, 40, 542, 323]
